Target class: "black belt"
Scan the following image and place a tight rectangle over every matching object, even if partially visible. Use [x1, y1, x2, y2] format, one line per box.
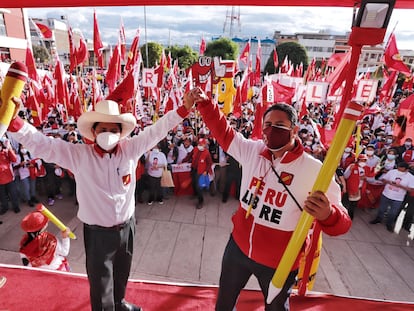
[85, 218, 132, 231]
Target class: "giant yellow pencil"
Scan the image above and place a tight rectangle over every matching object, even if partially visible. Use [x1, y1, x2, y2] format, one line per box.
[267, 101, 364, 303]
[0, 62, 28, 137]
[36, 204, 76, 239]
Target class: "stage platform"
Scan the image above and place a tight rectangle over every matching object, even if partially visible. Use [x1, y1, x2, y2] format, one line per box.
[0, 191, 413, 309]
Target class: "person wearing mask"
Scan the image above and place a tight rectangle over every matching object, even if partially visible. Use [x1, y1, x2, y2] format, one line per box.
[339, 143, 355, 170]
[398, 137, 414, 165]
[358, 144, 384, 209]
[146, 144, 168, 205]
[186, 87, 351, 311]
[6, 97, 195, 311]
[370, 161, 414, 232]
[343, 154, 370, 219]
[0, 136, 20, 214]
[15, 144, 38, 207]
[186, 138, 213, 209]
[176, 136, 194, 164]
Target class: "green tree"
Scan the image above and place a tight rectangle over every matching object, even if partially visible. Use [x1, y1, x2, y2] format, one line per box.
[204, 37, 238, 60]
[264, 42, 308, 75]
[166, 45, 198, 69]
[32, 45, 50, 64]
[140, 42, 163, 68]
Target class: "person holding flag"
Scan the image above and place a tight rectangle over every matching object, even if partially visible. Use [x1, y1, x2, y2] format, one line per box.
[3, 93, 196, 311]
[185, 87, 351, 311]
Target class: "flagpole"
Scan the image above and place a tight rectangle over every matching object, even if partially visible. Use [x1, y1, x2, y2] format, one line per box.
[144, 6, 149, 69]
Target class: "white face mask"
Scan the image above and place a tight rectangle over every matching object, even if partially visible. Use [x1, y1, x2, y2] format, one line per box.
[366, 150, 374, 156]
[358, 162, 367, 168]
[96, 132, 120, 151]
[198, 145, 205, 151]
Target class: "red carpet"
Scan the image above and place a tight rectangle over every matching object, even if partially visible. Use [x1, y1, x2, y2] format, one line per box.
[1, 264, 413, 310]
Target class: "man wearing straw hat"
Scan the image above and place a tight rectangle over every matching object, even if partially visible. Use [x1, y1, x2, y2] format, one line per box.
[4, 96, 195, 311]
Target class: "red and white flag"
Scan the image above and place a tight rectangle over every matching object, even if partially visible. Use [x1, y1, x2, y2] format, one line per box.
[119, 17, 127, 61]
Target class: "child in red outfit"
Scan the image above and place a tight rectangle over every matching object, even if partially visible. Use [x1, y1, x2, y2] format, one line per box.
[19, 211, 70, 271]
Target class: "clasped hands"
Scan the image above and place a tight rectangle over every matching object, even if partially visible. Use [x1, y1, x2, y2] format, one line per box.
[183, 87, 208, 110]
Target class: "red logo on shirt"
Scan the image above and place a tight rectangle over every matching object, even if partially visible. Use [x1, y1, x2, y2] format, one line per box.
[279, 172, 294, 185]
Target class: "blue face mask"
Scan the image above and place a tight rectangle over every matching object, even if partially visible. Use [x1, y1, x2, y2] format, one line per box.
[387, 154, 396, 160]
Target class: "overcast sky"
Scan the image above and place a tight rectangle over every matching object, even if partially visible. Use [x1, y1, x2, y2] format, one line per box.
[27, 6, 414, 50]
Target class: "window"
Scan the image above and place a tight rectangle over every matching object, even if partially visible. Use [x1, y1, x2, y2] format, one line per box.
[0, 47, 10, 62]
[0, 14, 6, 36]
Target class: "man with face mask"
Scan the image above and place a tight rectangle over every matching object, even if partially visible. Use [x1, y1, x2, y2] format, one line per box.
[5, 98, 195, 311]
[187, 87, 351, 311]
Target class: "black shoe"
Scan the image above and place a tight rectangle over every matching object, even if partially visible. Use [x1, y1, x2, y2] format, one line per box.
[370, 218, 381, 224]
[386, 225, 394, 232]
[14, 207, 21, 214]
[31, 197, 39, 204]
[118, 300, 143, 311]
[196, 202, 203, 209]
[28, 200, 35, 207]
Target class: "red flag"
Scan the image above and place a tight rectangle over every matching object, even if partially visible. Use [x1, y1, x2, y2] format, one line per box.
[125, 30, 140, 72]
[35, 23, 52, 39]
[106, 69, 136, 110]
[379, 70, 398, 103]
[106, 43, 122, 92]
[255, 40, 262, 85]
[53, 59, 66, 106]
[273, 48, 278, 71]
[119, 18, 127, 61]
[239, 41, 250, 66]
[271, 81, 296, 104]
[199, 37, 206, 56]
[26, 83, 42, 127]
[76, 35, 88, 66]
[93, 10, 104, 68]
[402, 75, 413, 92]
[326, 52, 351, 96]
[25, 43, 40, 82]
[384, 34, 411, 75]
[68, 27, 77, 72]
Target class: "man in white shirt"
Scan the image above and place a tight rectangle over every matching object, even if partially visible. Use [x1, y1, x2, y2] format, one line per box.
[370, 162, 414, 231]
[7, 97, 195, 311]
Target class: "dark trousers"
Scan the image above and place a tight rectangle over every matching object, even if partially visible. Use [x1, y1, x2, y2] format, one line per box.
[83, 217, 135, 311]
[403, 195, 414, 230]
[0, 181, 19, 211]
[216, 236, 297, 311]
[191, 168, 204, 204]
[147, 175, 162, 203]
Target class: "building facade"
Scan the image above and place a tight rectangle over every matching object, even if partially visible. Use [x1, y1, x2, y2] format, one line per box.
[0, 8, 29, 63]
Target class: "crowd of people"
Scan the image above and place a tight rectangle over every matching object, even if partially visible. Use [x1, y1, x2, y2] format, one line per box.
[1, 88, 413, 231]
[0, 78, 413, 310]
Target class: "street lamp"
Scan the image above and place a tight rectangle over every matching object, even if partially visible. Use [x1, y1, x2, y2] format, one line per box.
[337, 0, 396, 125]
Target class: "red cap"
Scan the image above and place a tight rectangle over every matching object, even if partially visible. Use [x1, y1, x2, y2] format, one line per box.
[358, 154, 368, 161]
[6, 61, 28, 82]
[21, 211, 48, 232]
[198, 138, 207, 146]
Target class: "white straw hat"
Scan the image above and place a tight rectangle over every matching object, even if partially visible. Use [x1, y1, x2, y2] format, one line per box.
[77, 100, 136, 142]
